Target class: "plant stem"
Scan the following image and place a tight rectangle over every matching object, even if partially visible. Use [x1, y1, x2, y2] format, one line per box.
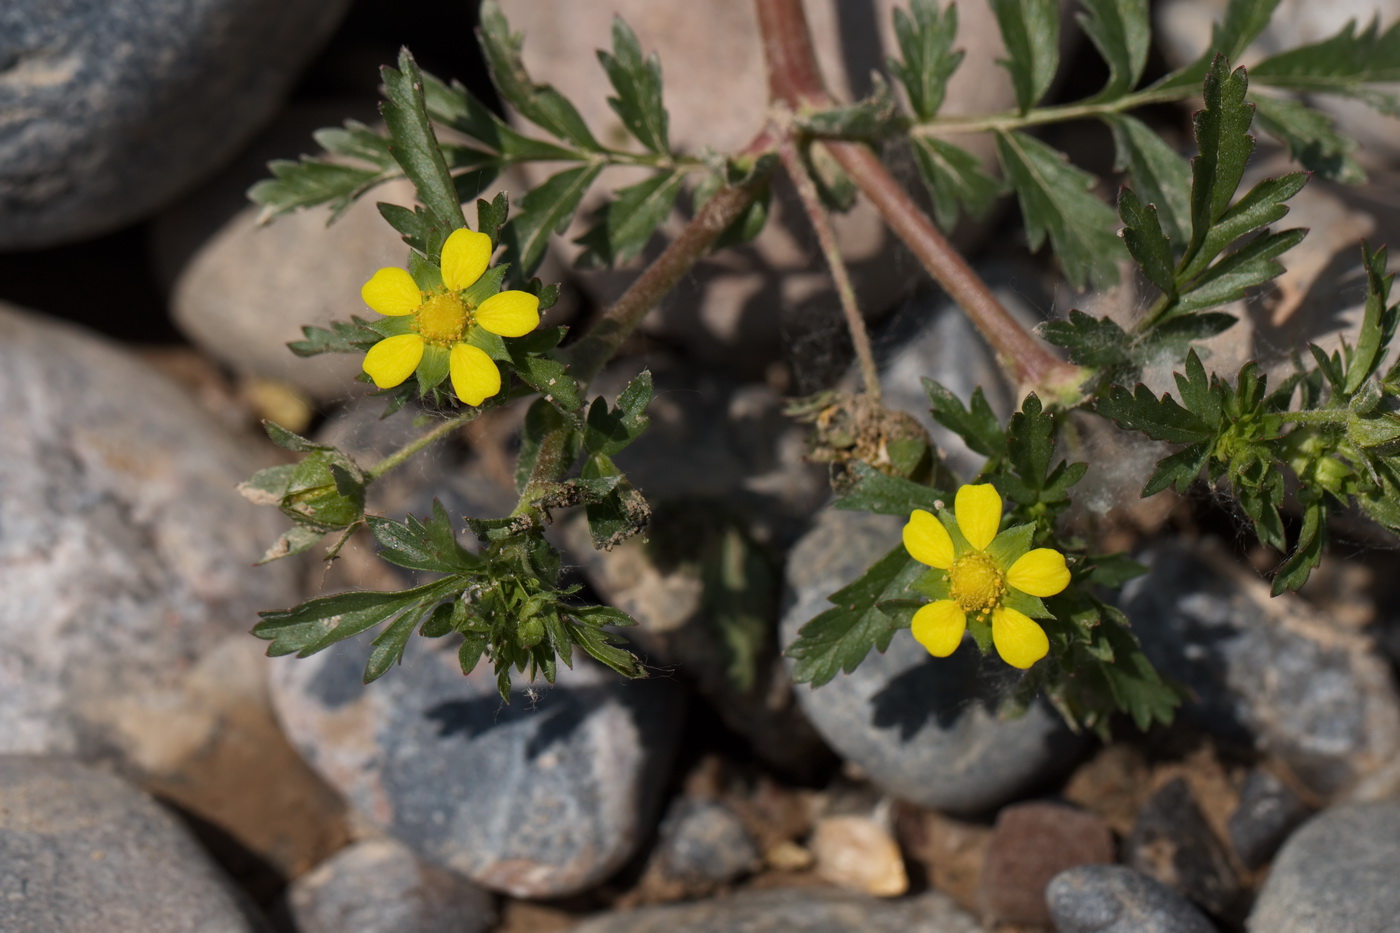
[825, 138, 1083, 396]
[565, 181, 762, 388]
[779, 138, 882, 401]
[366, 408, 481, 481]
[907, 87, 1195, 138]
[1280, 409, 1348, 426]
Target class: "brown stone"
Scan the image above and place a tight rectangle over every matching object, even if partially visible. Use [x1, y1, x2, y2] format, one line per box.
[978, 801, 1116, 926]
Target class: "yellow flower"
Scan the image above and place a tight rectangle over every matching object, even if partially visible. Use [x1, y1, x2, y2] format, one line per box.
[360, 228, 540, 406]
[902, 484, 1070, 669]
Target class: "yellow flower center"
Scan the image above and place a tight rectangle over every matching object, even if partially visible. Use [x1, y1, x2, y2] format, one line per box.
[416, 292, 470, 344]
[949, 553, 1004, 616]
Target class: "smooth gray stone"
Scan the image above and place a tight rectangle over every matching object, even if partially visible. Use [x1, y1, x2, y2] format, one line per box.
[1047, 865, 1220, 933]
[1120, 542, 1400, 796]
[271, 636, 683, 899]
[1248, 801, 1400, 933]
[0, 302, 299, 773]
[781, 508, 1084, 815]
[650, 798, 759, 887]
[0, 755, 263, 933]
[568, 886, 986, 933]
[0, 0, 350, 248]
[1227, 769, 1313, 870]
[281, 838, 493, 933]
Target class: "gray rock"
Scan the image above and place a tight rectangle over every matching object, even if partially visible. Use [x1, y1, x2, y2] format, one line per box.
[0, 302, 299, 780]
[649, 798, 759, 888]
[567, 886, 986, 933]
[1227, 769, 1314, 870]
[281, 837, 494, 933]
[1120, 541, 1400, 796]
[269, 635, 683, 898]
[1248, 801, 1400, 933]
[1047, 865, 1221, 933]
[0, 0, 351, 248]
[0, 755, 263, 933]
[781, 508, 1084, 816]
[1125, 778, 1241, 920]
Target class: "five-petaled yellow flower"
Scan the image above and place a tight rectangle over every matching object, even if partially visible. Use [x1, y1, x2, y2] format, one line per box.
[902, 484, 1070, 669]
[360, 228, 539, 406]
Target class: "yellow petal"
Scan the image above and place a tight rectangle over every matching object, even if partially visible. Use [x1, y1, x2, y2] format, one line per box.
[361, 267, 422, 316]
[449, 343, 501, 406]
[1007, 548, 1071, 597]
[441, 228, 492, 292]
[955, 483, 1002, 551]
[991, 607, 1049, 669]
[903, 509, 954, 569]
[911, 600, 966, 657]
[475, 290, 540, 337]
[363, 334, 424, 388]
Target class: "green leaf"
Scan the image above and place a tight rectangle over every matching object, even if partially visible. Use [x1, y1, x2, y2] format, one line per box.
[583, 370, 652, 456]
[581, 454, 650, 550]
[574, 172, 684, 268]
[363, 600, 434, 683]
[1106, 113, 1192, 246]
[598, 16, 670, 153]
[502, 163, 605, 276]
[1095, 604, 1181, 730]
[478, 1, 602, 151]
[1183, 172, 1308, 283]
[1096, 384, 1215, 445]
[1117, 187, 1175, 295]
[287, 317, 381, 357]
[910, 136, 1006, 231]
[1251, 18, 1400, 111]
[1252, 95, 1365, 184]
[1039, 310, 1132, 371]
[1174, 227, 1307, 315]
[1003, 394, 1074, 501]
[262, 420, 333, 453]
[996, 130, 1125, 290]
[786, 546, 924, 687]
[1345, 243, 1397, 393]
[1152, 0, 1282, 92]
[570, 619, 646, 678]
[253, 578, 460, 658]
[833, 462, 944, 516]
[1183, 56, 1255, 272]
[1271, 496, 1326, 594]
[1078, 0, 1151, 96]
[923, 379, 1005, 457]
[381, 49, 467, 234]
[988, 0, 1061, 113]
[1137, 312, 1237, 362]
[1083, 553, 1148, 587]
[799, 75, 901, 140]
[249, 159, 389, 222]
[421, 72, 581, 162]
[506, 349, 583, 415]
[368, 502, 477, 574]
[889, 0, 963, 120]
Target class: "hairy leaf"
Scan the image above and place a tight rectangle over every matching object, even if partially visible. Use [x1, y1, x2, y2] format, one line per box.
[923, 379, 1005, 457]
[1184, 56, 1255, 270]
[1252, 18, 1400, 111]
[890, 0, 963, 119]
[1117, 187, 1175, 295]
[288, 317, 381, 357]
[368, 501, 478, 574]
[989, 0, 1061, 112]
[249, 159, 389, 223]
[1106, 113, 1192, 246]
[575, 172, 684, 268]
[597, 16, 670, 153]
[910, 136, 1006, 231]
[503, 163, 605, 275]
[1040, 309, 1133, 370]
[254, 578, 461, 658]
[834, 462, 945, 516]
[381, 49, 467, 235]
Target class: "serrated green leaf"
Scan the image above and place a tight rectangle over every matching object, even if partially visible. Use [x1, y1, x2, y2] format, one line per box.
[1183, 56, 1255, 270]
[507, 351, 583, 414]
[363, 600, 432, 683]
[1097, 382, 1215, 444]
[1106, 113, 1192, 246]
[253, 578, 460, 658]
[1136, 312, 1237, 362]
[910, 136, 1006, 231]
[287, 317, 381, 357]
[1252, 95, 1365, 184]
[1005, 393, 1056, 495]
[1174, 227, 1308, 315]
[597, 16, 670, 153]
[368, 502, 477, 574]
[249, 159, 388, 222]
[786, 546, 924, 687]
[923, 379, 1005, 457]
[503, 163, 605, 276]
[313, 120, 396, 168]
[833, 462, 945, 516]
[889, 0, 963, 120]
[1078, 0, 1150, 97]
[1095, 604, 1180, 729]
[1152, 0, 1282, 93]
[422, 72, 581, 163]
[574, 172, 683, 268]
[989, 0, 1061, 113]
[1346, 243, 1397, 393]
[1271, 496, 1326, 594]
[381, 49, 467, 235]
[996, 130, 1125, 290]
[1184, 172, 1307, 282]
[478, 1, 602, 151]
[1143, 441, 1212, 495]
[1039, 310, 1133, 370]
[1251, 18, 1400, 111]
[1117, 187, 1175, 295]
[570, 620, 646, 677]
[263, 420, 332, 453]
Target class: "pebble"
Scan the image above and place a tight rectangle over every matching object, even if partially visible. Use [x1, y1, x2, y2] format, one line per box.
[567, 886, 986, 933]
[978, 801, 1116, 925]
[810, 814, 908, 897]
[0, 0, 351, 248]
[1047, 864, 1222, 933]
[1227, 768, 1314, 870]
[269, 633, 684, 899]
[1120, 541, 1400, 797]
[280, 837, 494, 933]
[0, 755, 262, 932]
[1125, 778, 1241, 919]
[0, 303, 340, 873]
[781, 507, 1085, 816]
[647, 797, 760, 889]
[1248, 800, 1400, 933]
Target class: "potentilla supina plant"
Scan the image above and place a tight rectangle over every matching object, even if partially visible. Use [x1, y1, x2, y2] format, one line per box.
[360, 228, 539, 405]
[902, 484, 1071, 669]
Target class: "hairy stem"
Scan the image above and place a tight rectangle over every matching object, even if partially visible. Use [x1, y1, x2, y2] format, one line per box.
[907, 86, 1195, 138]
[779, 138, 882, 401]
[366, 408, 482, 481]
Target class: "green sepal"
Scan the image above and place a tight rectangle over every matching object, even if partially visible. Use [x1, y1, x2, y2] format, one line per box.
[461, 265, 508, 308]
[1002, 587, 1049, 620]
[415, 343, 450, 391]
[986, 523, 1035, 567]
[912, 569, 950, 601]
[364, 315, 415, 339]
